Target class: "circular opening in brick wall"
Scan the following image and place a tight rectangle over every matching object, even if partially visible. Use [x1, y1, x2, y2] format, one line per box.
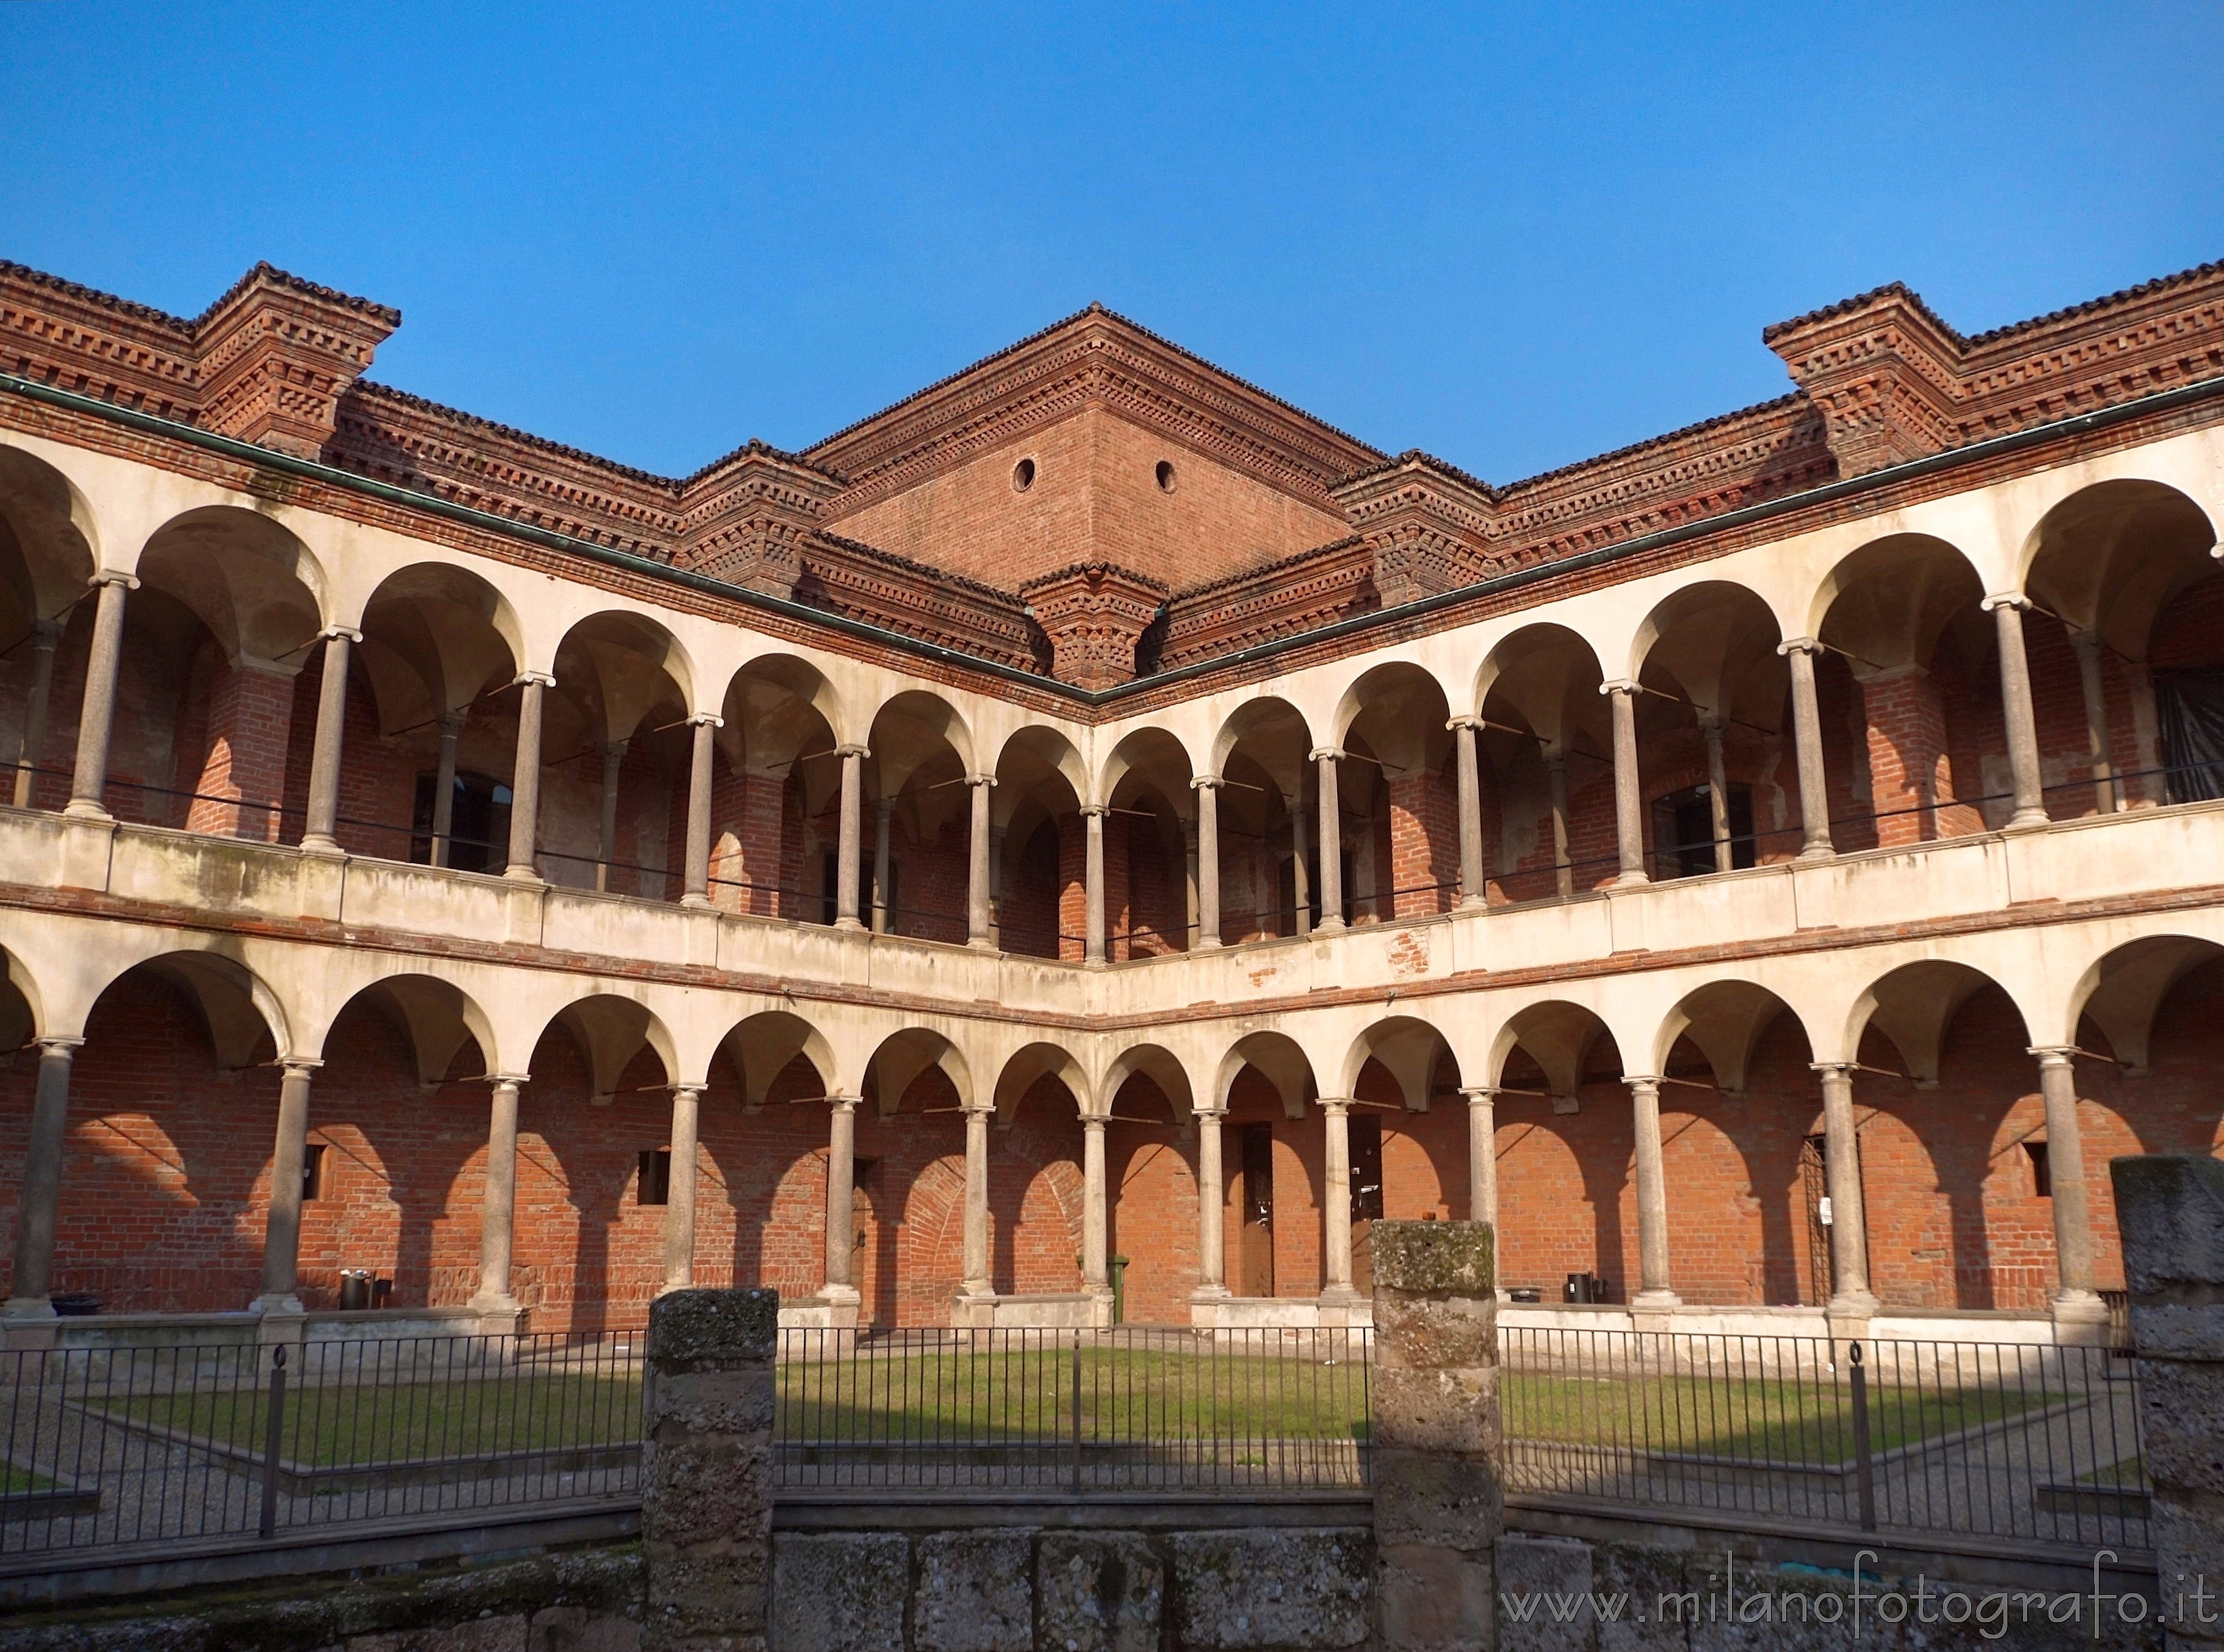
[1013, 458, 1036, 492]
[1155, 460, 1177, 493]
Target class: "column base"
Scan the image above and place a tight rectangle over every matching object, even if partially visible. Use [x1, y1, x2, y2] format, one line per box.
[0, 1295, 58, 1323]
[951, 1288, 999, 1329]
[679, 892, 713, 911]
[1313, 918, 1347, 937]
[2005, 810, 2051, 833]
[1457, 894, 1488, 911]
[2051, 1289, 2112, 1342]
[1193, 935, 1223, 950]
[1610, 871, 1650, 889]
[1794, 842, 1836, 865]
[501, 865, 545, 885]
[1825, 1288, 1880, 1319]
[250, 1291, 305, 1317]
[834, 916, 865, 933]
[298, 834, 345, 859]
[59, 799, 111, 823]
[1630, 1288, 1681, 1310]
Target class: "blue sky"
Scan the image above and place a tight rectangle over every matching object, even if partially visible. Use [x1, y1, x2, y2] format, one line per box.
[6, 4, 2221, 485]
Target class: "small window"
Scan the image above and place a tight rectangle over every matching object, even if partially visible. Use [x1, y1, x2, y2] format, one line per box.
[301, 1143, 328, 1202]
[1154, 459, 1177, 493]
[1013, 457, 1037, 492]
[638, 1149, 672, 1206]
[2025, 1141, 2052, 1198]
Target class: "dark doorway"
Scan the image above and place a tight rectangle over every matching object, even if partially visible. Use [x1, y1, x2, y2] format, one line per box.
[1800, 1133, 1870, 1305]
[1349, 1113, 1383, 1294]
[1240, 1123, 1275, 1297]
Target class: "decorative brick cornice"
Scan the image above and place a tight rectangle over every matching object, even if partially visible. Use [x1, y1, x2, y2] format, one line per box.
[1764, 285, 1966, 476]
[1018, 560, 1169, 688]
[675, 441, 847, 598]
[1331, 449, 1502, 605]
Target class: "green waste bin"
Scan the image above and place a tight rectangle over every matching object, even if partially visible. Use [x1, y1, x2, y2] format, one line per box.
[1110, 1255, 1129, 1325]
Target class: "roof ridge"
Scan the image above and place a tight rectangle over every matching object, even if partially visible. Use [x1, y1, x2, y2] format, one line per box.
[189, 261, 401, 331]
[0, 258, 196, 333]
[1962, 256, 2224, 348]
[1761, 280, 1964, 348]
[350, 380, 683, 490]
[1494, 390, 1810, 497]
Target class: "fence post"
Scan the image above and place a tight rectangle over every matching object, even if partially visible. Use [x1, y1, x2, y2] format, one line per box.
[256, 1342, 287, 1539]
[1847, 1341, 1876, 1531]
[2112, 1154, 2224, 1651]
[1370, 1219, 1501, 1652]
[642, 1288, 777, 1651]
[1070, 1329, 1084, 1496]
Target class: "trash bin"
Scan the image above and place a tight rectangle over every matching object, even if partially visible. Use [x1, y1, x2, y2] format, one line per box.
[1109, 1255, 1129, 1325]
[1564, 1271, 1603, 1304]
[49, 1291, 99, 1316]
[339, 1268, 373, 1311]
[1509, 1287, 1542, 1304]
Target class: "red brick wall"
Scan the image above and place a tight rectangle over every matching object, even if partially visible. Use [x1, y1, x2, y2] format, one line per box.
[1386, 765, 1457, 917]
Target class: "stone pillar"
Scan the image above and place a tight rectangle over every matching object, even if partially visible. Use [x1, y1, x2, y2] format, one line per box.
[1192, 776, 1223, 948]
[254, 1060, 320, 1315]
[833, 745, 867, 930]
[1288, 788, 1313, 938]
[1601, 681, 1649, 885]
[470, 1075, 527, 1317]
[2071, 629, 2120, 814]
[1311, 747, 1346, 934]
[1183, 815, 1201, 947]
[1082, 1114, 1110, 1304]
[1370, 1221, 1501, 1652]
[987, 824, 1006, 948]
[10, 618, 63, 810]
[505, 673, 552, 882]
[1984, 594, 2051, 829]
[1545, 746, 1573, 899]
[1448, 717, 1487, 908]
[641, 1289, 776, 1652]
[1082, 804, 1108, 965]
[429, 710, 464, 868]
[1626, 1076, 1678, 1307]
[1702, 717, 1733, 872]
[3, 1037, 82, 1320]
[682, 716, 719, 908]
[64, 571, 137, 820]
[966, 774, 995, 948]
[295, 630, 358, 857]
[1778, 636, 1836, 860]
[594, 739, 627, 893]
[2033, 1046, 2108, 1326]
[663, 1084, 703, 1293]
[1320, 1099, 1358, 1304]
[1460, 1087, 1497, 1234]
[1193, 1106, 1229, 1299]
[960, 1101, 994, 1303]
[1811, 1063, 1878, 1315]
[819, 1097, 860, 1315]
[870, 797, 893, 934]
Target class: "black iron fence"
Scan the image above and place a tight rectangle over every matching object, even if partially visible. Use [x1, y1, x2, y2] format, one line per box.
[772, 1326, 1372, 1495]
[0, 1332, 641, 1562]
[1501, 1328, 2150, 1553]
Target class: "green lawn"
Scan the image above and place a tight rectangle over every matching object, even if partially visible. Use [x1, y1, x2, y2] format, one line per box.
[1502, 1369, 2046, 1465]
[0, 1462, 56, 1495]
[2080, 1455, 2146, 1488]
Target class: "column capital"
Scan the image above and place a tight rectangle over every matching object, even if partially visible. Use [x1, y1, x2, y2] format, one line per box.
[687, 711, 724, 729]
[1078, 802, 1110, 819]
[279, 1057, 323, 1078]
[516, 669, 557, 689]
[29, 616, 65, 647]
[833, 742, 870, 759]
[1189, 773, 1226, 792]
[1808, 1060, 1858, 1077]
[1316, 1096, 1352, 1116]
[1623, 1073, 1663, 1090]
[2027, 1045, 2080, 1067]
[438, 707, 469, 733]
[965, 772, 997, 788]
[1599, 678, 1641, 698]
[1307, 745, 1345, 763]
[90, 569, 141, 592]
[826, 1092, 861, 1113]
[1980, 591, 2033, 614]
[873, 796, 894, 818]
[488, 1071, 531, 1089]
[34, 1034, 85, 1053]
[960, 1099, 997, 1117]
[1192, 1104, 1228, 1121]
[1776, 635, 1825, 658]
[670, 1081, 707, 1099]
[1079, 1112, 1109, 1132]
[1457, 1085, 1498, 1101]
[321, 625, 364, 644]
[1445, 715, 1484, 733]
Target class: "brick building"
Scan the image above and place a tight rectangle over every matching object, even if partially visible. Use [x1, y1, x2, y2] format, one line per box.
[2, 254, 2223, 1345]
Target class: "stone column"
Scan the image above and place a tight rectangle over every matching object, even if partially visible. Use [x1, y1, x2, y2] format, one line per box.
[1370, 1221, 1500, 1652]
[1191, 776, 1223, 948]
[10, 618, 63, 810]
[662, 1085, 703, 1293]
[2032, 1047, 2107, 1325]
[1288, 788, 1313, 938]
[1311, 747, 1346, 933]
[1448, 717, 1487, 908]
[1984, 594, 2051, 829]
[1702, 716, 1733, 872]
[1626, 1076, 1678, 1307]
[1778, 636, 1836, 860]
[987, 823, 1006, 948]
[833, 745, 867, 930]
[2109, 1154, 2224, 1649]
[254, 1060, 320, 1315]
[595, 738, 627, 892]
[470, 1075, 527, 1316]
[820, 1097, 860, 1311]
[641, 1289, 776, 1652]
[3, 1036, 82, 1320]
[1082, 804, 1108, 965]
[1545, 746, 1573, 899]
[1081, 1114, 1110, 1303]
[298, 627, 360, 855]
[682, 715, 719, 908]
[1320, 1099, 1358, 1304]
[960, 1101, 994, 1302]
[1811, 1063, 1878, 1314]
[1601, 681, 1649, 885]
[1183, 815, 1201, 948]
[429, 709, 464, 867]
[1460, 1087, 1497, 1234]
[870, 797, 893, 934]
[504, 673, 552, 881]
[1193, 1105, 1229, 1299]
[64, 571, 137, 820]
[966, 774, 995, 948]
[2069, 629, 2119, 814]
